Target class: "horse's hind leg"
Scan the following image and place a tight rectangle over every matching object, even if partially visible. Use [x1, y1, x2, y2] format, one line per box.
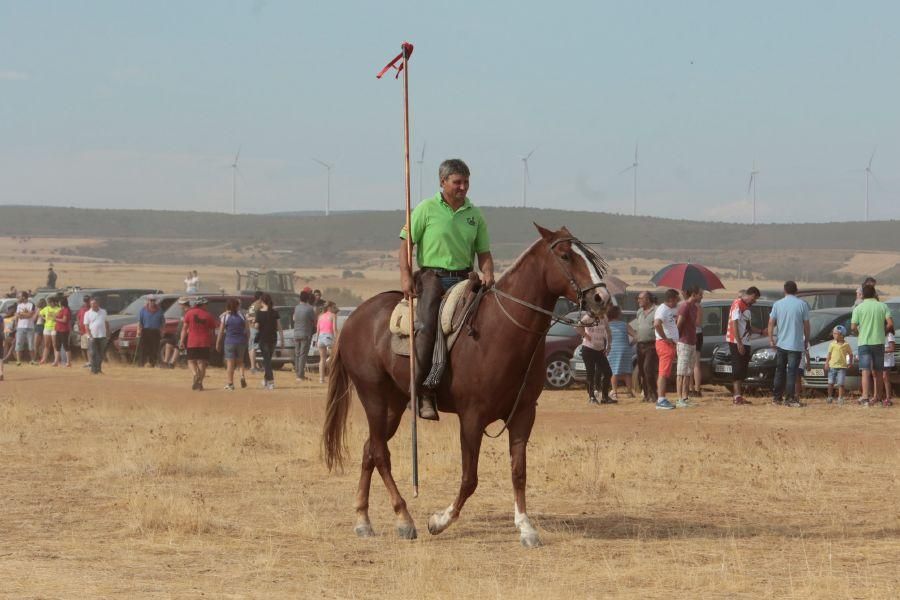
[363, 384, 417, 539]
[354, 439, 376, 537]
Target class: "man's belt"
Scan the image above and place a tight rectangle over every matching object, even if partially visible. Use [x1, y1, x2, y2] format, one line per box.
[421, 267, 472, 278]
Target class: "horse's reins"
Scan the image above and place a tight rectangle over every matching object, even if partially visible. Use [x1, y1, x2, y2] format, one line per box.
[482, 236, 608, 439]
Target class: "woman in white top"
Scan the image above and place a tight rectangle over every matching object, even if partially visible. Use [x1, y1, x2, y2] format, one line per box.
[576, 310, 613, 405]
[883, 325, 895, 406]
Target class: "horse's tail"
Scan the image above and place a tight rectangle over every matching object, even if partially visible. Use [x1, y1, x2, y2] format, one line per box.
[322, 340, 352, 472]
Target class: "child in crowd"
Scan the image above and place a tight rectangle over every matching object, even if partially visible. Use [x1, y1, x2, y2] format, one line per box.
[882, 325, 895, 406]
[824, 325, 852, 405]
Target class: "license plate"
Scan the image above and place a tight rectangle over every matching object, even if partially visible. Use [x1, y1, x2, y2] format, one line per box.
[807, 368, 824, 377]
[715, 364, 732, 373]
[120, 341, 130, 348]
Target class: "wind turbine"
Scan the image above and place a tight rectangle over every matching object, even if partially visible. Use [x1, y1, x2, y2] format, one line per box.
[864, 148, 877, 222]
[416, 141, 426, 202]
[230, 146, 241, 215]
[747, 160, 759, 225]
[312, 158, 333, 216]
[521, 148, 536, 208]
[619, 143, 638, 216]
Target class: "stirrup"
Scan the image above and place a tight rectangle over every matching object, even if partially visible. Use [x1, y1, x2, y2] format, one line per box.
[418, 396, 439, 421]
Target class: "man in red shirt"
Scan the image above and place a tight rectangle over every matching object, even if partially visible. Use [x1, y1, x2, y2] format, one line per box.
[179, 297, 217, 391]
[726, 287, 761, 405]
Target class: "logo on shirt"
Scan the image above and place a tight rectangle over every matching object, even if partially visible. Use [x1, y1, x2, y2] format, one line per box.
[466, 217, 477, 227]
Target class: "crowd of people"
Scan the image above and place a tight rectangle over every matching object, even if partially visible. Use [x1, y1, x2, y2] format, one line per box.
[1, 284, 342, 392]
[577, 278, 895, 410]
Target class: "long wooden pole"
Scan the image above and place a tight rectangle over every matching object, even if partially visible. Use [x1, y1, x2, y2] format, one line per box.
[401, 44, 419, 498]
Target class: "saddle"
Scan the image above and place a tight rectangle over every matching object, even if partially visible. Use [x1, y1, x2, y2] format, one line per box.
[389, 276, 482, 357]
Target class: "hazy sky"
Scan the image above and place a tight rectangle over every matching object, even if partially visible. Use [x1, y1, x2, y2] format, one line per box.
[2, 1, 898, 223]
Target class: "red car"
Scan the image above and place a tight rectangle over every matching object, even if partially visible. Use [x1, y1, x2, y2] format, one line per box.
[116, 294, 254, 365]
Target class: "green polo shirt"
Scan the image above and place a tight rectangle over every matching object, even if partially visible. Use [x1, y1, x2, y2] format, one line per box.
[399, 193, 491, 270]
[851, 299, 891, 346]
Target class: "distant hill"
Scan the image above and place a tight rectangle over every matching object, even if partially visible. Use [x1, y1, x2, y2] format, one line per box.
[0, 205, 898, 280]
[0, 205, 897, 252]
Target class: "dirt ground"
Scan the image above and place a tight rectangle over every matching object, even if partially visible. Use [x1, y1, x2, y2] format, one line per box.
[1, 361, 898, 599]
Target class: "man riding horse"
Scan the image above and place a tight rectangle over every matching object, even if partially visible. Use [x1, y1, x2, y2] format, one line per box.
[399, 158, 495, 420]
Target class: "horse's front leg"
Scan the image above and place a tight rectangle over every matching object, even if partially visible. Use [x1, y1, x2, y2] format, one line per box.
[427, 415, 483, 535]
[509, 403, 541, 547]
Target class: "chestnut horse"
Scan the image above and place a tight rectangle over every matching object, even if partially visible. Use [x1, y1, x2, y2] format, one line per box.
[322, 224, 610, 546]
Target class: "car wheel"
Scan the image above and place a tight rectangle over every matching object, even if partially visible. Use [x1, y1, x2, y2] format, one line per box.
[545, 353, 573, 389]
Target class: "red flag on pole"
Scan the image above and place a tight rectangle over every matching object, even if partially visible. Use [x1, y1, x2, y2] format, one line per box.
[376, 42, 414, 79]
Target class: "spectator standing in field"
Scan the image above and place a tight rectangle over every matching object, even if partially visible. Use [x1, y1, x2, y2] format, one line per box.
[823, 326, 852, 405]
[76, 295, 92, 367]
[607, 305, 635, 401]
[46, 266, 58, 288]
[136, 295, 165, 367]
[293, 290, 317, 381]
[83, 298, 109, 375]
[3, 305, 16, 363]
[316, 301, 338, 384]
[675, 287, 703, 408]
[768, 280, 811, 408]
[216, 298, 249, 391]
[253, 293, 283, 390]
[15, 291, 37, 366]
[653, 289, 681, 410]
[576, 307, 612, 405]
[246, 291, 264, 372]
[313, 289, 325, 315]
[851, 283, 893, 406]
[180, 297, 217, 391]
[883, 324, 895, 406]
[853, 276, 877, 307]
[163, 297, 191, 369]
[39, 296, 60, 365]
[184, 271, 199, 294]
[33, 298, 46, 363]
[631, 291, 658, 402]
[53, 297, 71, 367]
[726, 287, 761, 405]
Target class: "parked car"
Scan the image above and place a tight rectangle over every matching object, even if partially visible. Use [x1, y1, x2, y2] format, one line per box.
[116, 294, 254, 365]
[710, 305, 896, 391]
[757, 288, 859, 309]
[544, 316, 583, 389]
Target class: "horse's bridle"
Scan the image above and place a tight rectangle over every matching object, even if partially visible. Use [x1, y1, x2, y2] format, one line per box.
[547, 236, 610, 308]
[489, 235, 609, 330]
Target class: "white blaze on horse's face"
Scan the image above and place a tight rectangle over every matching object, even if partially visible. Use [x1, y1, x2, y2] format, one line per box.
[570, 245, 611, 307]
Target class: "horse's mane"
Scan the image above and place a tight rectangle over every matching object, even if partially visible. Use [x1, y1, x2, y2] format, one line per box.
[496, 233, 609, 284]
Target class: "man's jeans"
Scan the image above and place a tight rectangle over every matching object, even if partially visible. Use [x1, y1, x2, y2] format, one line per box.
[773, 348, 802, 400]
[294, 336, 312, 377]
[90, 337, 107, 374]
[636, 341, 659, 401]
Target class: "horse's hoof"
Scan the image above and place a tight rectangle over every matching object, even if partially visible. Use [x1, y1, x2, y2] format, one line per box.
[427, 514, 444, 535]
[520, 533, 543, 548]
[354, 524, 376, 538]
[396, 524, 418, 540]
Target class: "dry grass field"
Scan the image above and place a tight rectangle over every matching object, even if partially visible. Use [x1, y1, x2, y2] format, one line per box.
[1, 362, 899, 599]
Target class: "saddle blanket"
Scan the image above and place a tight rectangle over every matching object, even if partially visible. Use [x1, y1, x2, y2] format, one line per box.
[389, 279, 474, 356]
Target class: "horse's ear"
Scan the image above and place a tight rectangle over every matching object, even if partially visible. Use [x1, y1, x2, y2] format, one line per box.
[559, 226, 573, 236]
[533, 222, 554, 242]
